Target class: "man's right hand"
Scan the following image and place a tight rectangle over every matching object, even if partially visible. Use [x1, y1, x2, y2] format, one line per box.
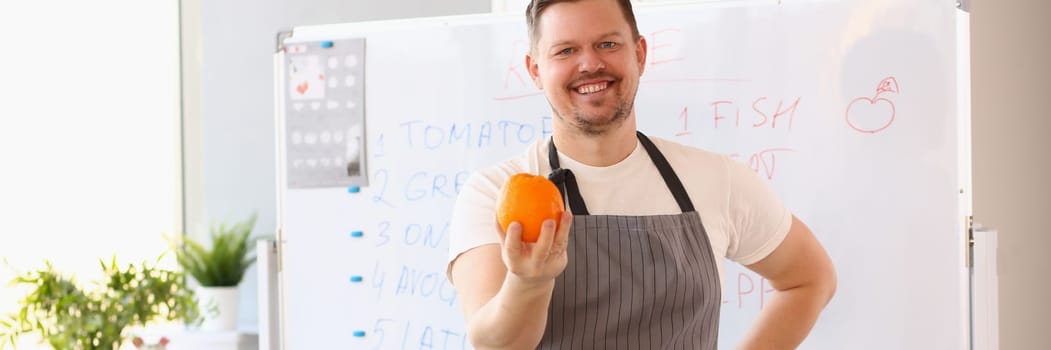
[452, 211, 573, 349]
[497, 211, 574, 286]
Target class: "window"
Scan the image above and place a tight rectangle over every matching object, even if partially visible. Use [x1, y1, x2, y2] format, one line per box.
[0, 0, 182, 334]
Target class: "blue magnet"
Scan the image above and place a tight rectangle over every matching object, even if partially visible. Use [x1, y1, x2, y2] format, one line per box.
[350, 275, 363, 283]
[347, 186, 361, 193]
[350, 230, 364, 238]
[320, 41, 334, 48]
[352, 331, 366, 337]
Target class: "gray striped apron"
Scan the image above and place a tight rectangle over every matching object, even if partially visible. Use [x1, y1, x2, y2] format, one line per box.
[539, 132, 721, 350]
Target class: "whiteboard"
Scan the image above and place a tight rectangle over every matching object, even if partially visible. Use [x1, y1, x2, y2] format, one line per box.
[275, 0, 971, 349]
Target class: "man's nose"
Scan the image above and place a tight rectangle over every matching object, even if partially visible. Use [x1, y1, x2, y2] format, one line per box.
[577, 48, 605, 73]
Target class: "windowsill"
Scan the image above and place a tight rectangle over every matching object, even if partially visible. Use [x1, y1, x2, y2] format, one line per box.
[122, 325, 259, 350]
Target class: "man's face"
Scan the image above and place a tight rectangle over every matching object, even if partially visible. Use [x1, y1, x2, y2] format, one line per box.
[527, 0, 647, 136]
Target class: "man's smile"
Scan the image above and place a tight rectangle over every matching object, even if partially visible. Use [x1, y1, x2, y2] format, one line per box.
[570, 78, 616, 96]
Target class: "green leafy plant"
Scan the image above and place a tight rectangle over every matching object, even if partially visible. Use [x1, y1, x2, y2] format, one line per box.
[0, 257, 201, 350]
[172, 214, 259, 287]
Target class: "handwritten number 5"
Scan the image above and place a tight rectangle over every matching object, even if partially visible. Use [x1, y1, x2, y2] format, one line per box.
[373, 318, 392, 350]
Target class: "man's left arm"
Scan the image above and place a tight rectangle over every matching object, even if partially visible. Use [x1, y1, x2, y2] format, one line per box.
[738, 215, 837, 350]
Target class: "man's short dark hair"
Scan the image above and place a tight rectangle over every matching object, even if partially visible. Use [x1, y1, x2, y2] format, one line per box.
[526, 0, 641, 52]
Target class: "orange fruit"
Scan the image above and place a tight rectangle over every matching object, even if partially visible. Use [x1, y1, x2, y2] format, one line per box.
[496, 173, 565, 243]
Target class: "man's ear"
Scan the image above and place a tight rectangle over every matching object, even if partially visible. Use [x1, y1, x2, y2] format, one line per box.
[526, 53, 543, 90]
[636, 35, 648, 76]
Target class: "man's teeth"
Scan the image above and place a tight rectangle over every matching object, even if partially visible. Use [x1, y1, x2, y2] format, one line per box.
[576, 82, 608, 94]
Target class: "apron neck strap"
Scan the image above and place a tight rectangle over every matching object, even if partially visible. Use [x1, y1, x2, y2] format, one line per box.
[548, 140, 591, 215]
[636, 131, 695, 213]
[547, 131, 695, 215]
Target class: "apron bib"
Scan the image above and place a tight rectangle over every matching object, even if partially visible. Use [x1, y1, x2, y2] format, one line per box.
[539, 132, 721, 350]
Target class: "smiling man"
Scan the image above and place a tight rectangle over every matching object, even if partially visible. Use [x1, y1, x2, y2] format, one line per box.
[447, 0, 837, 348]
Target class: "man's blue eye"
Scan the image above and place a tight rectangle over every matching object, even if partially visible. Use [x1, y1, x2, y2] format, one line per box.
[600, 41, 617, 49]
[558, 48, 573, 55]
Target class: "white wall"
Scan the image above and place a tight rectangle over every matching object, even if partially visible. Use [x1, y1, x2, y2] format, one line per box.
[180, 0, 1051, 344]
[180, 0, 490, 332]
[970, 0, 1051, 349]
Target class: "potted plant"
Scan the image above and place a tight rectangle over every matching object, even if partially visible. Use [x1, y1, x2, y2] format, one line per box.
[0, 257, 202, 350]
[170, 214, 259, 331]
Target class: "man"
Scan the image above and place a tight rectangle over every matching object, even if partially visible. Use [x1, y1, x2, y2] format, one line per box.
[447, 0, 837, 348]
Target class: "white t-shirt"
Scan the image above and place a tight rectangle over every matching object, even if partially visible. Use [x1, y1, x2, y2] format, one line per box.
[447, 136, 792, 288]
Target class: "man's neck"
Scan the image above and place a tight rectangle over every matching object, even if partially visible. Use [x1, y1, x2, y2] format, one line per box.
[552, 121, 638, 167]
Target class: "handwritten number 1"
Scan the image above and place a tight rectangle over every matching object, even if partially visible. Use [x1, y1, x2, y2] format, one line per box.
[374, 134, 386, 157]
[676, 106, 691, 136]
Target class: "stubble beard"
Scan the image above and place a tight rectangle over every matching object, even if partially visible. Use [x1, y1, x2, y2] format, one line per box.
[553, 85, 637, 137]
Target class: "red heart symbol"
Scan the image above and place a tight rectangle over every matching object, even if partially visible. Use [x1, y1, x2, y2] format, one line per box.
[296, 81, 309, 95]
[845, 97, 895, 134]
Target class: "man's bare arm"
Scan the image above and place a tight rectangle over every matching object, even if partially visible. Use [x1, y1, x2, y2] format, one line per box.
[738, 215, 837, 349]
[450, 213, 573, 349]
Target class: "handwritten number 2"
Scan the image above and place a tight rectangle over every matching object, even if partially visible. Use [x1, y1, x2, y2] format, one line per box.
[371, 170, 395, 207]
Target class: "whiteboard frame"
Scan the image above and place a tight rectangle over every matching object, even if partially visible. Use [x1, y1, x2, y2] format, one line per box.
[268, 1, 980, 348]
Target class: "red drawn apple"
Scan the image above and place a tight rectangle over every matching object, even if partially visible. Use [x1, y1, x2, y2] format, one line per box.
[846, 77, 899, 134]
[295, 81, 309, 95]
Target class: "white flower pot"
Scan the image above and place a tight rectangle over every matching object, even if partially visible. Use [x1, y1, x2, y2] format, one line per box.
[197, 286, 240, 331]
